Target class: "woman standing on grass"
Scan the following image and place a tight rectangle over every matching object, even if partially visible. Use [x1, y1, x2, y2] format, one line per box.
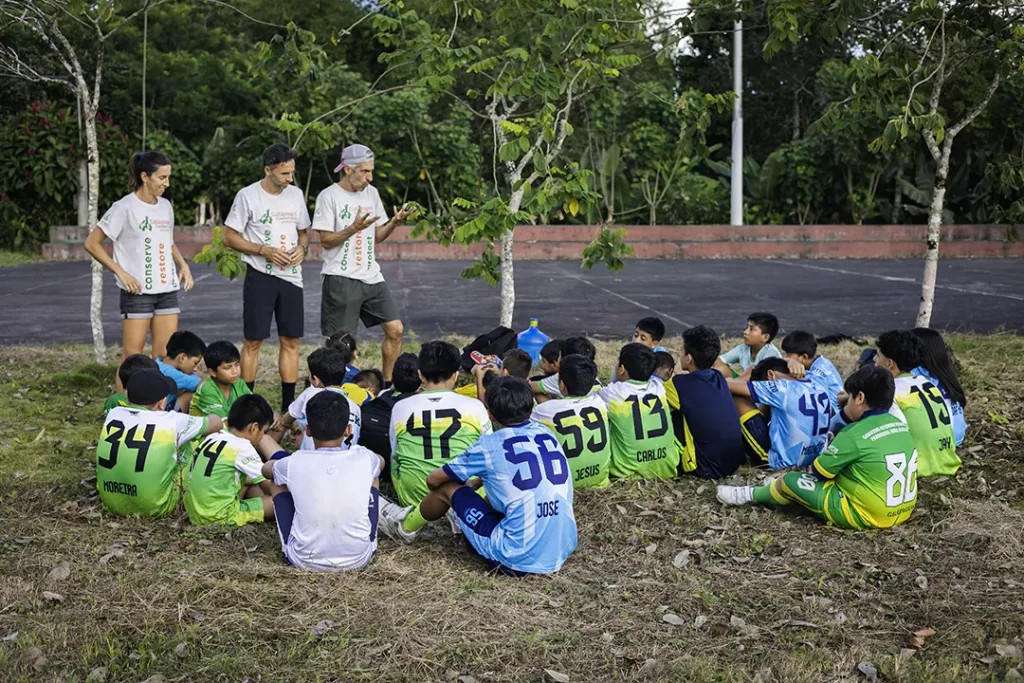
[84, 151, 195, 371]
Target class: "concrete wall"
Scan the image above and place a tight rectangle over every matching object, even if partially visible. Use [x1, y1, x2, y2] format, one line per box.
[42, 223, 1024, 262]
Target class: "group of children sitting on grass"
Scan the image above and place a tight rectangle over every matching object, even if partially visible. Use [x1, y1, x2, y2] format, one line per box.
[96, 312, 967, 575]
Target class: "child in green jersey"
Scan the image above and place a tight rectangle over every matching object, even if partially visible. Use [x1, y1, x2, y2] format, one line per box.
[190, 341, 252, 419]
[598, 343, 677, 480]
[717, 365, 920, 529]
[185, 394, 283, 526]
[104, 353, 158, 415]
[98, 370, 222, 517]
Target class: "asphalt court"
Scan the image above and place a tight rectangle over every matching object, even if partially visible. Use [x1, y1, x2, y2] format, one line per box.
[0, 258, 1021, 346]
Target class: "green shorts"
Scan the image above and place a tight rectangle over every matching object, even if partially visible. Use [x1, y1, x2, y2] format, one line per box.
[233, 497, 266, 527]
[320, 275, 400, 337]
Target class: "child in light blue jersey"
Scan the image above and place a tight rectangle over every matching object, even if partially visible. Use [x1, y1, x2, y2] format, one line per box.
[380, 376, 578, 575]
[729, 357, 835, 470]
[714, 312, 782, 378]
[781, 330, 843, 409]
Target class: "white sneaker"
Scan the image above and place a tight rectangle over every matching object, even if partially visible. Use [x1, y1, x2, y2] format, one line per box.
[716, 485, 754, 506]
[446, 508, 463, 536]
[378, 497, 421, 545]
[760, 475, 778, 488]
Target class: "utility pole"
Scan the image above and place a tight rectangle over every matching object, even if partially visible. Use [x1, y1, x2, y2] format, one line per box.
[730, 15, 744, 226]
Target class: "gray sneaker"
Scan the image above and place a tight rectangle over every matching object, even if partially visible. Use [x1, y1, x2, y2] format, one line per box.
[378, 497, 421, 545]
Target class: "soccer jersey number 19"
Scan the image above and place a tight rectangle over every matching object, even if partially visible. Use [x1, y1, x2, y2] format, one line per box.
[895, 375, 959, 477]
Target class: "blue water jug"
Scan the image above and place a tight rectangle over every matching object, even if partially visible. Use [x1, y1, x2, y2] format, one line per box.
[517, 318, 550, 365]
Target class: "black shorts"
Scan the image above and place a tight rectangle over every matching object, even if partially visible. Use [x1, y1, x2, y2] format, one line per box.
[242, 268, 304, 340]
[120, 289, 180, 319]
[740, 409, 771, 467]
[320, 275, 400, 337]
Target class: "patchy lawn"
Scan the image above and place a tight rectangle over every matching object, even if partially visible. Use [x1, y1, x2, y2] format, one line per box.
[0, 251, 41, 269]
[0, 335, 1022, 682]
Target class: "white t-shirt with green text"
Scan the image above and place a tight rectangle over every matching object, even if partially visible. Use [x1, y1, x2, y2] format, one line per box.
[99, 193, 178, 294]
[225, 181, 311, 287]
[312, 183, 389, 284]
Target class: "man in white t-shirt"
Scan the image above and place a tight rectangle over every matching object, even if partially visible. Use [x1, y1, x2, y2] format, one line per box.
[312, 144, 413, 383]
[223, 144, 311, 412]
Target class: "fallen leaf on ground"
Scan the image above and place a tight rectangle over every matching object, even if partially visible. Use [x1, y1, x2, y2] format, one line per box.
[694, 615, 707, 628]
[544, 669, 570, 683]
[645, 542, 657, 555]
[662, 613, 686, 626]
[175, 642, 188, 659]
[857, 661, 878, 680]
[46, 561, 71, 583]
[672, 550, 691, 568]
[310, 620, 334, 637]
[86, 666, 109, 682]
[41, 591, 64, 603]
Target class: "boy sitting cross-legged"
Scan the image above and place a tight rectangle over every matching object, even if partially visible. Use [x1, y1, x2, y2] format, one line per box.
[104, 353, 158, 415]
[276, 348, 362, 451]
[158, 330, 207, 413]
[599, 343, 678, 480]
[531, 354, 612, 489]
[97, 369, 222, 517]
[190, 341, 252, 419]
[532, 336, 600, 402]
[729, 357, 835, 469]
[379, 377, 578, 576]
[714, 312, 783, 379]
[717, 365, 919, 530]
[389, 341, 491, 507]
[870, 330, 958, 477]
[262, 391, 384, 571]
[633, 316, 668, 353]
[670, 326, 747, 480]
[780, 330, 843, 409]
[184, 394, 284, 526]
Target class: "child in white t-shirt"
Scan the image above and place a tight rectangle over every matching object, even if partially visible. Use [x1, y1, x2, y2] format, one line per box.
[273, 348, 361, 450]
[262, 391, 383, 571]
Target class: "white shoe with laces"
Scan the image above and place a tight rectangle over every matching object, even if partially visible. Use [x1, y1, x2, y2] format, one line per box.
[716, 485, 755, 506]
[377, 497, 421, 545]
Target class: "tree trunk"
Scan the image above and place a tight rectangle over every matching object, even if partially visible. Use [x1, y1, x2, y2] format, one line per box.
[892, 167, 903, 223]
[77, 159, 88, 226]
[916, 147, 950, 327]
[499, 186, 526, 327]
[85, 107, 106, 363]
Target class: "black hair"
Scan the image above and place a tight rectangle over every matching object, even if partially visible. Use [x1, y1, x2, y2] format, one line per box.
[203, 340, 241, 372]
[127, 151, 171, 192]
[166, 330, 206, 360]
[636, 317, 666, 342]
[559, 354, 598, 397]
[418, 341, 462, 383]
[618, 342, 656, 381]
[118, 354, 158, 388]
[307, 347, 348, 387]
[682, 325, 721, 370]
[501, 349, 533, 379]
[353, 369, 384, 393]
[655, 351, 675, 372]
[263, 143, 298, 169]
[844, 365, 896, 411]
[226, 394, 274, 431]
[306, 390, 350, 441]
[561, 336, 597, 361]
[911, 327, 967, 406]
[392, 353, 422, 394]
[748, 312, 779, 341]
[876, 330, 924, 373]
[750, 357, 791, 382]
[781, 330, 817, 359]
[540, 339, 562, 364]
[484, 376, 535, 426]
[325, 331, 357, 365]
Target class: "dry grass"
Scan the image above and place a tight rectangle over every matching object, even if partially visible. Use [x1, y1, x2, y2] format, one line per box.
[0, 334, 1022, 682]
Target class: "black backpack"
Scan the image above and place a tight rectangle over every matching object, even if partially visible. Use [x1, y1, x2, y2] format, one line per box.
[460, 326, 518, 372]
[359, 390, 411, 480]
